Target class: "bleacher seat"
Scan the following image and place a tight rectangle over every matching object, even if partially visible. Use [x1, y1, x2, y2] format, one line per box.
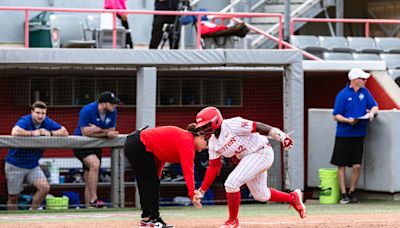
[49, 15, 96, 48]
[290, 35, 327, 58]
[319, 36, 353, 53]
[388, 69, 400, 80]
[86, 14, 128, 49]
[374, 37, 400, 53]
[347, 37, 382, 53]
[323, 52, 354, 60]
[352, 53, 380, 61]
[380, 53, 400, 69]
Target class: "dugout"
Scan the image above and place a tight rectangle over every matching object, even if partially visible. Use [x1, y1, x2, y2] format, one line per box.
[0, 48, 304, 207]
[303, 60, 400, 198]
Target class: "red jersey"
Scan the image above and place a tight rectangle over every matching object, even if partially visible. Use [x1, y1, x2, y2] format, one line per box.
[140, 126, 196, 199]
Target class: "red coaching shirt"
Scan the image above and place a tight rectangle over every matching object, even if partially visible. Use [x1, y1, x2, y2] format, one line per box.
[140, 126, 196, 199]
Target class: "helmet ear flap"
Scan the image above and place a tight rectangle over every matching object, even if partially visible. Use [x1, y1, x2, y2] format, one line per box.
[214, 119, 220, 128]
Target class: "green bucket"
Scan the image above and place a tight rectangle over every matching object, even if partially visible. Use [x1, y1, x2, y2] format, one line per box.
[319, 168, 340, 204]
[46, 197, 69, 210]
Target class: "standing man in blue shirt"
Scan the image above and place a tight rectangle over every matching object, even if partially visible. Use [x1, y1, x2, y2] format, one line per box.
[74, 91, 120, 208]
[5, 101, 68, 210]
[330, 68, 379, 204]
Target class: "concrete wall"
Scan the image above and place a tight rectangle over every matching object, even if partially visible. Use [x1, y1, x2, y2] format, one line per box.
[0, 0, 229, 45]
[308, 108, 400, 193]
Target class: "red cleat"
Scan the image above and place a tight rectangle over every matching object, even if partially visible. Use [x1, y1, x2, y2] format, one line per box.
[290, 189, 307, 218]
[219, 218, 240, 228]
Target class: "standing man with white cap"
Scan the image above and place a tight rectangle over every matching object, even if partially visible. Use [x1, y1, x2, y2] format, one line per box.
[330, 68, 379, 204]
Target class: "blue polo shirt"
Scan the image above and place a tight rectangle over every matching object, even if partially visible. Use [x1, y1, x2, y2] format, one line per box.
[6, 114, 62, 169]
[333, 84, 378, 137]
[74, 102, 117, 136]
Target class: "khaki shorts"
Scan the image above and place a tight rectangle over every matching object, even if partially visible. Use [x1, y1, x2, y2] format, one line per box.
[5, 162, 47, 195]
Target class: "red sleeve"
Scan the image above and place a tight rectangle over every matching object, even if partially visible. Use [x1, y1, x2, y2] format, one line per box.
[252, 122, 257, 133]
[200, 158, 222, 192]
[180, 149, 196, 200]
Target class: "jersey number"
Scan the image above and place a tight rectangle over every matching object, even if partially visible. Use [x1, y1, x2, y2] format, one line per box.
[235, 146, 246, 154]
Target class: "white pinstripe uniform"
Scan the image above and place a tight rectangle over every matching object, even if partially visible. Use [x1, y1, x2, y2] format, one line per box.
[208, 117, 275, 202]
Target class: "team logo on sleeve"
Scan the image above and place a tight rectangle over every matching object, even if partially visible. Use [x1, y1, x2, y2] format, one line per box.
[241, 122, 248, 128]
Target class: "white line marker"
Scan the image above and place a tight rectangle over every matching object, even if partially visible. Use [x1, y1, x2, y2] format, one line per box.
[241, 219, 400, 225]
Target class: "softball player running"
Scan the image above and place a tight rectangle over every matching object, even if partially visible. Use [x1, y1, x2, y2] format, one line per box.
[124, 125, 205, 228]
[193, 107, 306, 228]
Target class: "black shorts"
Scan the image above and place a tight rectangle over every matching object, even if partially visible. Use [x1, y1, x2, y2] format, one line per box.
[74, 148, 102, 171]
[330, 137, 364, 167]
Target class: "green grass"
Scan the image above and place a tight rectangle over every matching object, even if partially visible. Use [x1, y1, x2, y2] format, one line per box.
[159, 200, 400, 218]
[1, 200, 400, 220]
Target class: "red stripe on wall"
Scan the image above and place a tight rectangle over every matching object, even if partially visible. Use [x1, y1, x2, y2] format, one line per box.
[366, 76, 400, 110]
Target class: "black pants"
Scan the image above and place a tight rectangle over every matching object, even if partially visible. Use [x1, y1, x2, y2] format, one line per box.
[73, 148, 102, 171]
[149, 15, 179, 49]
[117, 14, 133, 49]
[124, 131, 160, 219]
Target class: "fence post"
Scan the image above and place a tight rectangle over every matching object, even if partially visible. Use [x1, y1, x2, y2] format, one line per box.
[111, 147, 125, 208]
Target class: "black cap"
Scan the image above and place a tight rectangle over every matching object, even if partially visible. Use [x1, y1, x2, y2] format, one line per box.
[98, 91, 120, 104]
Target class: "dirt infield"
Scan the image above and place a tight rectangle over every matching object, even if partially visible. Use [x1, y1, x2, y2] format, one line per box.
[1, 213, 400, 228]
[1, 201, 400, 228]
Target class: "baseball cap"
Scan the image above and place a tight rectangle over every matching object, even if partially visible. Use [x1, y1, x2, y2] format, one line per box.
[98, 91, 120, 104]
[348, 68, 371, 80]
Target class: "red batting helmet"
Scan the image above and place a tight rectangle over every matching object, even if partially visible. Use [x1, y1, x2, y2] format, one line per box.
[195, 107, 223, 131]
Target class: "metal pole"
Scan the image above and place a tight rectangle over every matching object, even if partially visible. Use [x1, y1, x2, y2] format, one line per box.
[118, 147, 125, 208]
[111, 147, 120, 208]
[324, 8, 335, 36]
[112, 11, 117, 49]
[196, 15, 202, 49]
[243, 0, 250, 48]
[336, 0, 344, 36]
[284, 0, 291, 40]
[24, 10, 29, 48]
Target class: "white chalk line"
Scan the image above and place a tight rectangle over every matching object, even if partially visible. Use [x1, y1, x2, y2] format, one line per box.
[0, 212, 186, 221]
[241, 218, 400, 225]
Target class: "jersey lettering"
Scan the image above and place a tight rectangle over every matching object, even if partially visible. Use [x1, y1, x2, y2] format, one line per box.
[241, 121, 249, 128]
[216, 137, 236, 154]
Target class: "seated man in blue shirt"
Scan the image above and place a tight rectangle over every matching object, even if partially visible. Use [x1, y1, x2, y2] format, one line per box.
[74, 91, 119, 208]
[5, 101, 69, 210]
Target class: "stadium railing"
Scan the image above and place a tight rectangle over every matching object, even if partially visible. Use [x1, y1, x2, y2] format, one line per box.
[290, 17, 400, 37]
[0, 6, 283, 50]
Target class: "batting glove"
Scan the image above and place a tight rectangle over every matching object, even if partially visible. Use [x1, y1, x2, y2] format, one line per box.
[194, 188, 205, 199]
[282, 135, 294, 151]
[269, 128, 294, 151]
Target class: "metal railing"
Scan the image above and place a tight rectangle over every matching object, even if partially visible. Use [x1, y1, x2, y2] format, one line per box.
[0, 6, 283, 50]
[290, 17, 400, 37]
[231, 17, 321, 60]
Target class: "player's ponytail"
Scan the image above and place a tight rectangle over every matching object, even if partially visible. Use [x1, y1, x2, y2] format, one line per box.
[187, 123, 200, 136]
